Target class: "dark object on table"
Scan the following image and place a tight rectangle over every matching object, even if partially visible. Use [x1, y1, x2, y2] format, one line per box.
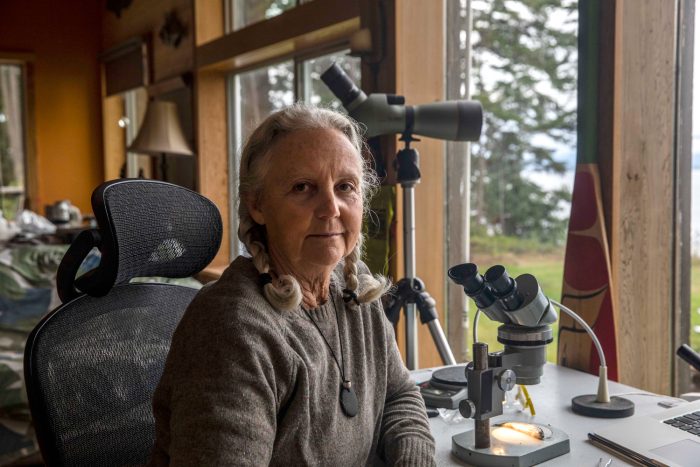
[44, 201, 80, 226]
[419, 365, 468, 409]
[24, 179, 222, 466]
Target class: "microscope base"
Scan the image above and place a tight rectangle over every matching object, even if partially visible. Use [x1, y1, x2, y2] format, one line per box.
[452, 423, 570, 467]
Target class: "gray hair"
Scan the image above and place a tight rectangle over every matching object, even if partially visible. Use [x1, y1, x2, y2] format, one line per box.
[238, 103, 388, 311]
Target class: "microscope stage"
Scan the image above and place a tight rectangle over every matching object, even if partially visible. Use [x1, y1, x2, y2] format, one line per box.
[452, 423, 570, 467]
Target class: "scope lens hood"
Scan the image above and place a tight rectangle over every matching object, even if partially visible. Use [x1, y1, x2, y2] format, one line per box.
[320, 64, 362, 108]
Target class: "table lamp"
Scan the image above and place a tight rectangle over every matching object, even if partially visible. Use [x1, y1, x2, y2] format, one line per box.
[127, 100, 193, 181]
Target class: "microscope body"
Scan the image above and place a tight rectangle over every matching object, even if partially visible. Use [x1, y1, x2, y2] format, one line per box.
[448, 264, 557, 448]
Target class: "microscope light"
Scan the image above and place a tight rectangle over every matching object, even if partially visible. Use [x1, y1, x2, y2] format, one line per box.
[491, 427, 541, 446]
[496, 422, 552, 441]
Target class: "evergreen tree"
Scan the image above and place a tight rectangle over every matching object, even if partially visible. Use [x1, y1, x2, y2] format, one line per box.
[470, 0, 577, 243]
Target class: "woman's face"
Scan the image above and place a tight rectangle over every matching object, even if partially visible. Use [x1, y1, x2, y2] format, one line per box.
[247, 128, 364, 276]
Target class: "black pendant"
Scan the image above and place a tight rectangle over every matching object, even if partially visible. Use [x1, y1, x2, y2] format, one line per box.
[340, 383, 358, 417]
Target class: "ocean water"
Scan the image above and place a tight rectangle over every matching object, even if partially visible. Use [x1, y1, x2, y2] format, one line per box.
[525, 169, 700, 256]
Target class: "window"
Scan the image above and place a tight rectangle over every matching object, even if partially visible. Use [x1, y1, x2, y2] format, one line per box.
[232, 61, 295, 146]
[0, 63, 28, 221]
[297, 52, 361, 110]
[690, 3, 700, 353]
[228, 0, 298, 32]
[454, 0, 578, 361]
[227, 51, 360, 257]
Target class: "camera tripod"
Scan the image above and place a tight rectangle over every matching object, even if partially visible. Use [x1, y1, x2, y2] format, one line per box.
[383, 132, 457, 370]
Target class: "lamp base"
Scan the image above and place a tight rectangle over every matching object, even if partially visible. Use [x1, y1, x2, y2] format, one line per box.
[452, 424, 570, 467]
[571, 394, 635, 418]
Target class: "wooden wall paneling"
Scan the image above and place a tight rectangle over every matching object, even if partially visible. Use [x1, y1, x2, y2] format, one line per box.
[101, 37, 152, 96]
[102, 0, 194, 83]
[194, 0, 224, 46]
[612, 0, 677, 394]
[153, 4, 194, 82]
[195, 70, 229, 267]
[395, 0, 445, 369]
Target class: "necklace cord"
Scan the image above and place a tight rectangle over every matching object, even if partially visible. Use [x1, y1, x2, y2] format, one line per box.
[301, 297, 348, 383]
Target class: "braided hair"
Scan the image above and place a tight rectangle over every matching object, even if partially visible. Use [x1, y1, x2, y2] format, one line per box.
[238, 103, 388, 311]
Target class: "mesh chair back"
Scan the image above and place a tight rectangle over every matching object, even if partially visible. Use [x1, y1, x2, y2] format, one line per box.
[25, 285, 197, 466]
[25, 180, 222, 466]
[57, 180, 222, 301]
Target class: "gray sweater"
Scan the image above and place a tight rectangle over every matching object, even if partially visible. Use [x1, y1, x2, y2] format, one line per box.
[149, 256, 436, 466]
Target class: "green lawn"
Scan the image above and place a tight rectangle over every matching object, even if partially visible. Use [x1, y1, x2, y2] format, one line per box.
[691, 257, 700, 350]
[465, 248, 700, 362]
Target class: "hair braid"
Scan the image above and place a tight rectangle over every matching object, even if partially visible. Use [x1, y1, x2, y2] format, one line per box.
[343, 236, 361, 292]
[238, 212, 302, 310]
[342, 234, 390, 309]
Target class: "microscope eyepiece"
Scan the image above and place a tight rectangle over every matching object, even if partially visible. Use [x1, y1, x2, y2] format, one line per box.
[447, 263, 477, 288]
[484, 265, 522, 311]
[448, 263, 496, 309]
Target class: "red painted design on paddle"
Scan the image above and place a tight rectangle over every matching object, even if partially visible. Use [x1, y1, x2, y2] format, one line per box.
[564, 234, 608, 290]
[559, 165, 618, 379]
[568, 171, 597, 231]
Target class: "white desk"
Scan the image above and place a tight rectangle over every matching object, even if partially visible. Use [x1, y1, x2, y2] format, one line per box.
[413, 363, 679, 466]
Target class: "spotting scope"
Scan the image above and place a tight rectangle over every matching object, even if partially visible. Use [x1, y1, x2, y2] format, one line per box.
[321, 63, 483, 141]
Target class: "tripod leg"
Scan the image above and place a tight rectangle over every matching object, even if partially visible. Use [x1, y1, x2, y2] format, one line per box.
[416, 289, 457, 365]
[427, 321, 457, 365]
[405, 303, 419, 370]
[385, 278, 421, 369]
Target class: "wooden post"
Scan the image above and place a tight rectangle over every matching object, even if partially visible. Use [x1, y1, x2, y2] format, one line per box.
[612, 0, 677, 394]
[394, 0, 446, 368]
[193, 0, 229, 268]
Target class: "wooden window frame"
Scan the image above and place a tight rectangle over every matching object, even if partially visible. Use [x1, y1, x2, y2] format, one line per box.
[0, 54, 36, 213]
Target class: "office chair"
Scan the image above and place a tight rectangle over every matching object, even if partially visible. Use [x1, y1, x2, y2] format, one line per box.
[24, 179, 222, 466]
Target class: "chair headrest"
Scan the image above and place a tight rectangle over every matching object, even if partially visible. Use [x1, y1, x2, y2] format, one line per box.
[57, 179, 222, 302]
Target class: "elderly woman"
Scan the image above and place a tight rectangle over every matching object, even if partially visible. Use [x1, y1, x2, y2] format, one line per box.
[149, 104, 435, 466]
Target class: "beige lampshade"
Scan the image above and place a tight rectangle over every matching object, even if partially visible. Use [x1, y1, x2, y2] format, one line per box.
[128, 100, 194, 156]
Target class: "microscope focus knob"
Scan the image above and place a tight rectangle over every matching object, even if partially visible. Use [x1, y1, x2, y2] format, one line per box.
[498, 369, 516, 392]
[458, 399, 476, 419]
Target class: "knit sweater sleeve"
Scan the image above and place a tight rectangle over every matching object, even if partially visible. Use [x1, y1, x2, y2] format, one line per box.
[150, 278, 296, 466]
[376, 301, 437, 466]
